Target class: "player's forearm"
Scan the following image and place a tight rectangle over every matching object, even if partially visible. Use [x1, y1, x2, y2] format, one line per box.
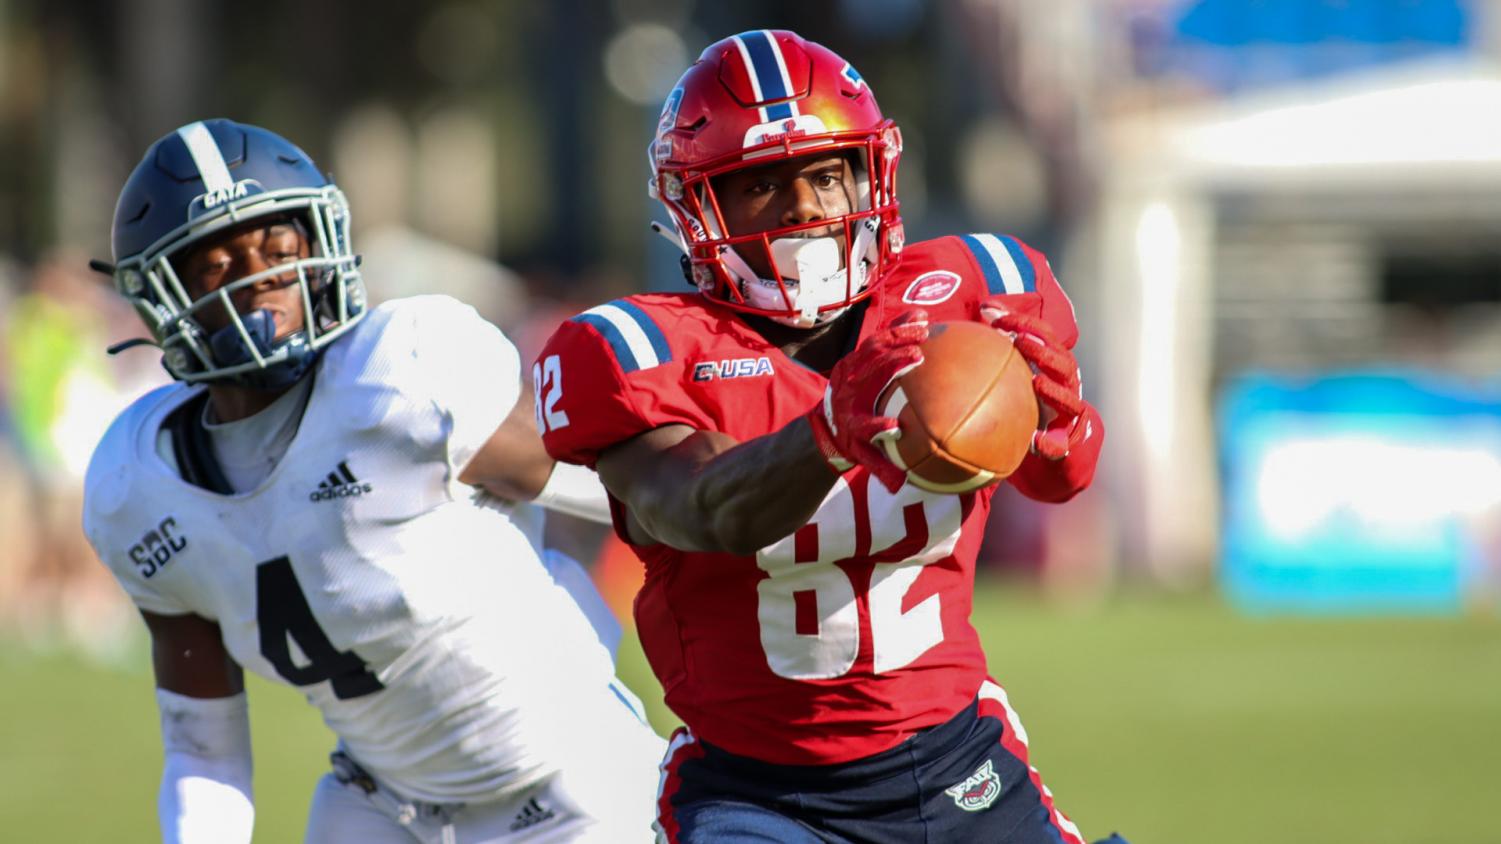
[156, 690, 254, 844]
[638, 418, 839, 555]
[160, 751, 255, 844]
[1008, 403, 1104, 502]
[530, 460, 612, 523]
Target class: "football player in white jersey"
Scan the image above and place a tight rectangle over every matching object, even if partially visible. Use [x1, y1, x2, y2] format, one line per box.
[82, 119, 665, 844]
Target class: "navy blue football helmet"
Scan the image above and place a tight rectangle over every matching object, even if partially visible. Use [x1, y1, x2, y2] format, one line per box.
[110, 119, 364, 389]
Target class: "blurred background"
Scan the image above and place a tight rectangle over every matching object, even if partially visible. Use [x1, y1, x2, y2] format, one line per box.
[1, 0, 1498, 841]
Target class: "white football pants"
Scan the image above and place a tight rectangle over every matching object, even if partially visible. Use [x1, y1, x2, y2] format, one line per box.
[304, 765, 658, 844]
[303, 685, 665, 843]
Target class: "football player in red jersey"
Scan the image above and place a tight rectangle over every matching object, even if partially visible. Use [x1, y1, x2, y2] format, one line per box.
[537, 29, 1123, 844]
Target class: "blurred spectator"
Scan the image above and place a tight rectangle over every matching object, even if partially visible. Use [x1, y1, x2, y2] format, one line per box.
[1, 252, 166, 657]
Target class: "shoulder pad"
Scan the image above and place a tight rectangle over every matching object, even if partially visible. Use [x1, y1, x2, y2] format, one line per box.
[83, 383, 187, 540]
[84, 383, 183, 508]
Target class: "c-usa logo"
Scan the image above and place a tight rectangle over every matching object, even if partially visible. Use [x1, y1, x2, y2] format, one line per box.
[945, 759, 1002, 812]
[692, 356, 774, 382]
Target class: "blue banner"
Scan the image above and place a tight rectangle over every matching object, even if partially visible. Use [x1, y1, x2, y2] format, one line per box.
[1219, 371, 1501, 613]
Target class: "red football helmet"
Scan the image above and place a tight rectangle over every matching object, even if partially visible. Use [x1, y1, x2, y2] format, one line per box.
[649, 30, 904, 327]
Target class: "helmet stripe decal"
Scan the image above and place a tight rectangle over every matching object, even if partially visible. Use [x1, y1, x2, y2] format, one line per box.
[732, 30, 800, 123]
[757, 29, 800, 120]
[961, 234, 1035, 295]
[174, 122, 235, 193]
[570, 300, 672, 373]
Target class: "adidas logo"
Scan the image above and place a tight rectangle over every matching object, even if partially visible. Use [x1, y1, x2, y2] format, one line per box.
[509, 797, 555, 832]
[308, 461, 374, 502]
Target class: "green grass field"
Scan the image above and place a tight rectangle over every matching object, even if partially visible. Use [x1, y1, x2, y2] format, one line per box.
[2, 583, 1497, 842]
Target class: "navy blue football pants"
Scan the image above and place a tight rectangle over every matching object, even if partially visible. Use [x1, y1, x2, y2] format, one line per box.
[656, 680, 1113, 843]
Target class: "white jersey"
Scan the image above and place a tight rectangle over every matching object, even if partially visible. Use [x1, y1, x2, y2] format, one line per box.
[83, 296, 652, 804]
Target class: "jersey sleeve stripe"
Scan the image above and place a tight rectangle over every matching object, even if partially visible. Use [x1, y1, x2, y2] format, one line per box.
[609, 299, 673, 365]
[996, 235, 1037, 291]
[961, 234, 1035, 295]
[571, 313, 646, 373]
[570, 301, 671, 373]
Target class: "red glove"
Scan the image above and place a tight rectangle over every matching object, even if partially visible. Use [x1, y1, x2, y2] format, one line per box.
[806, 310, 929, 492]
[981, 300, 1087, 461]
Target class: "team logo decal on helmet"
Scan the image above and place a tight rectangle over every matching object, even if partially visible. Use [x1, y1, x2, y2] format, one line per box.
[648, 30, 904, 328]
[653, 86, 685, 164]
[105, 118, 365, 389]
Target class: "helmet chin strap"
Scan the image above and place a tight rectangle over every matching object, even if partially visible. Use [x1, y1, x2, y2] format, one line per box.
[208, 309, 316, 390]
[778, 237, 843, 325]
[736, 236, 871, 329]
[653, 214, 881, 328]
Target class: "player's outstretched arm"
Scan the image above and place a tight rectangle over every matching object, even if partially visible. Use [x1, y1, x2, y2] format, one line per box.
[459, 379, 612, 524]
[141, 612, 254, 844]
[595, 316, 928, 554]
[596, 419, 842, 555]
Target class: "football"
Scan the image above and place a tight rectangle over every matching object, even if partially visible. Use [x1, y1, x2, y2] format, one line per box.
[878, 320, 1038, 493]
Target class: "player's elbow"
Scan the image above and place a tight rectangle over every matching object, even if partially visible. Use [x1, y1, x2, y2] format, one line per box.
[706, 502, 821, 555]
[675, 490, 781, 556]
[1008, 461, 1095, 503]
[629, 487, 741, 554]
[711, 526, 771, 557]
[690, 497, 765, 556]
[632, 470, 814, 554]
[1025, 484, 1084, 504]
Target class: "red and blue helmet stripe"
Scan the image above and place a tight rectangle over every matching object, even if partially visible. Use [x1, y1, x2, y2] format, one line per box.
[730, 30, 802, 123]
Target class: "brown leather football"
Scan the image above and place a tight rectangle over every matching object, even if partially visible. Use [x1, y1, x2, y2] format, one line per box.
[878, 320, 1038, 493]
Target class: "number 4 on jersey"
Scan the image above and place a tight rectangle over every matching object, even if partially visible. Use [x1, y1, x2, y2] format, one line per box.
[256, 557, 384, 700]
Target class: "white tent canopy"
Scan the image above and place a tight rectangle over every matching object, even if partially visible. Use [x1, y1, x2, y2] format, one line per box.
[1096, 58, 1501, 574]
[1115, 57, 1501, 185]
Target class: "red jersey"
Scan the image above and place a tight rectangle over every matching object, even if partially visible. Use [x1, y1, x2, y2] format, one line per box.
[537, 234, 1099, 765]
